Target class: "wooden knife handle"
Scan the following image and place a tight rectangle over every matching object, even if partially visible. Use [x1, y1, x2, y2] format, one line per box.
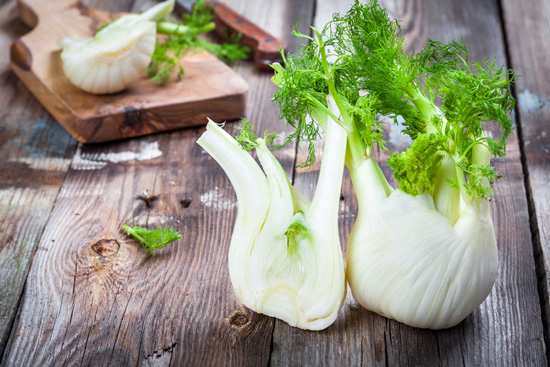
[207, 0, 286, 70]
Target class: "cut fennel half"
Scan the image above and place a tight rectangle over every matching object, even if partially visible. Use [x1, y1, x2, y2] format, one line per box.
[59, 0, 174, 94]
[196, 112, 347, 330]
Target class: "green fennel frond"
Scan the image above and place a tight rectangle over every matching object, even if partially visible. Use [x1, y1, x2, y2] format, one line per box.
[197, 33, 250, 64]
[123, 224, 182, 254]
[331, 0, 425, 137]
[271, 22, 385, 166]
[388, 134, 446, 196]
[413, 38, 469, 83]
[270, 30, 328, 166]
[464, 163, 501, 199]
[235, 119, 278, 151]
[148, 0, 249, 83]
[438, 58, 516, 157]
[331, 0, 517, 200]
[349, 94, 387, 153]
[148, 37, 187, 83]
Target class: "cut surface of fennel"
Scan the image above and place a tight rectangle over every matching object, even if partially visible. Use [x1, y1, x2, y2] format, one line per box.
[59, 0, 174, 94]
[196, 115, 347, 330]
[345, 156, 498, 330]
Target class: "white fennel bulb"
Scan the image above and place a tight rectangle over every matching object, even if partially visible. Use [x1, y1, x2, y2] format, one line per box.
[320, 1, 513, 329]
[59, 0, 174, 94]
[196, 104, 347, 330]
[346, 157, 498, 329]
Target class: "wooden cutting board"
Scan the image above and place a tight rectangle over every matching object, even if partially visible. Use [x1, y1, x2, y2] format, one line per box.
[9, 0, 248, 143]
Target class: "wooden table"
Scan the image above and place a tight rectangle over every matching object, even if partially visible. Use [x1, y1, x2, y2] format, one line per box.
[1, 0, 549, 365]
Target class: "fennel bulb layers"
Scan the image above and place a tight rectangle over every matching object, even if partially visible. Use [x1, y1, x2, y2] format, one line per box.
[346, 158, 498, 330]
[197, 118, 347, 330]
[59, 0, 174, 94]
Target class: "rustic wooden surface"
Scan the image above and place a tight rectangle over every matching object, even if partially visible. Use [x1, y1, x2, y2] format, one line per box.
[0, 0, 548, 366]
[10, 0, 248, 143]
[501, 0, 550, 357]
[0, 0, 79, 358]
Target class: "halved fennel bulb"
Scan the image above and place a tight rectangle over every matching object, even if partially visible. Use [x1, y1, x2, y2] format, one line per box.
[197, 114, 347, 330]
[59, 0, 174, 94]
[346, 156, 498, 330]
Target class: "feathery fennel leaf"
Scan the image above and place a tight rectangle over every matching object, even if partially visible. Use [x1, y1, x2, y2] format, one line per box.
[330, 0, 517, 200]
[388, 134, 445, 196]
[235, 119, 278, 151]
[148, 0, 249, 83]
[123, 224, 182, 254]
[271, 23, 385, 166]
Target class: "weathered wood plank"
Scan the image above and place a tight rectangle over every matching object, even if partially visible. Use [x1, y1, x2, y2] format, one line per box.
[1, 0, 312, 365]
[0, 0, 79, 358]
[383, 0, 545, 365]
[2, 131, 275, 367]
[500, 0, 550, 359]
[270, 0, 547, 366]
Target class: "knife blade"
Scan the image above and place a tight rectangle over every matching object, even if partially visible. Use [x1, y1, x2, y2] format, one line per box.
[175, 0, 286, 70]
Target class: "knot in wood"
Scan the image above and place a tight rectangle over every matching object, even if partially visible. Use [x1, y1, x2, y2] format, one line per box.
[92, 239, 120, 257]
[229, 312, 249, 327]
[137, 189, 159, 208]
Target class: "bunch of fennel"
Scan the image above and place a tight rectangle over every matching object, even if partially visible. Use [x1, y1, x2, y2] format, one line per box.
[272, 0, 516, 329]
[197, 112, 347, 330]
[59, 0, 175, 94]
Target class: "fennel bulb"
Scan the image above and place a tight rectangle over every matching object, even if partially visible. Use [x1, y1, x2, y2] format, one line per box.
[346, 157, 497, 329]
[331, 1, 513, 328]
[196, 109, 347, 330]
[59, 0, 175, 94]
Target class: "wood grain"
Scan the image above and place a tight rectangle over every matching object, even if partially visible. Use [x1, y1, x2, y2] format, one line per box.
[500, 0, 550, 359]
[0, 0, 308, 366]
[271, 0, 547, 366]
[0, 0, 80, 358]
[10, 0, 248, 143]
[1, 130, 273, 367]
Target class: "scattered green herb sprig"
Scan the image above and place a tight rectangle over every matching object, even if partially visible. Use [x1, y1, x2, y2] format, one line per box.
[148, 0, 249, 84]
[123, 224, 182, 254]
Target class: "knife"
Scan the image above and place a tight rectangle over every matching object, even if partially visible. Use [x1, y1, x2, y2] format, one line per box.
[175, 0, 286, 70]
